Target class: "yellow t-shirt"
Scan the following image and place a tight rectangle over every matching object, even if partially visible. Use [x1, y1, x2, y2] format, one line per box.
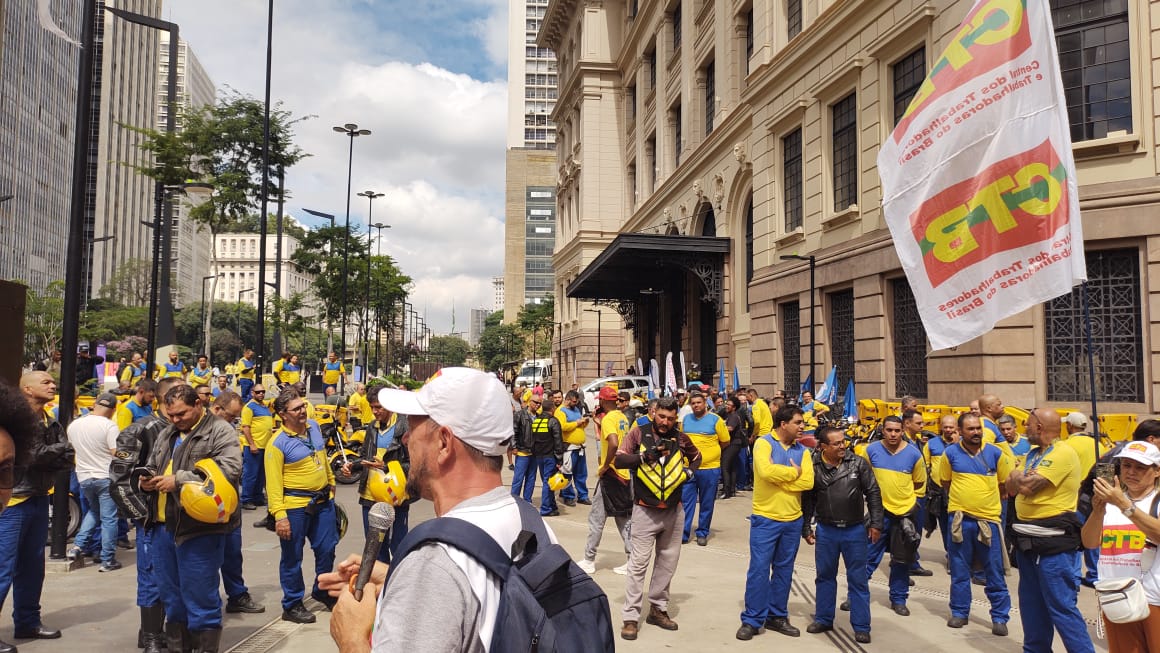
[322, 361, 345, 385]
[751, 399, 773, 437]
[599, 409, 631, 481]
[348, 392, 374, 425]
[241, 399, 276, 449]
[555, 405, 587, 446]
[1015, 442, 1082, 520]
[236, 357, 256, 381]
[937, 442, 1014, 522]
[862, 440, 926, 516]
[752, 435, 814, 521]
[1061, 434, 1106, 478]
[188, 365, 214, 387]
[679, 411, 731, 469]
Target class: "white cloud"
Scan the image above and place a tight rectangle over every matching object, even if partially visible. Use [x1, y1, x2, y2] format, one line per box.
[167, 0, 510, 334]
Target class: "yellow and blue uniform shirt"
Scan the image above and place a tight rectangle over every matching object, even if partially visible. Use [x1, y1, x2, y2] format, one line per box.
[120, 362, 146, 388]
[1014, 443, 1082, 520]
[680, 411, 730, 469]
[358, 415, 400, 501]
[937, 442, 1014, 522]
[556, 405, 586, 446]
[752, 435, 814, 522]
[322, 360, 345, 386]
[241, 399, 276, 449]
[348, 392, 373, 425]
[236, 357, 256, 381]
[925, 436, 956, 483]
[265, 421, 334, 521]
[157, 361, 187, 380]
[188, 365, 214, 387]
[280, 362, 301, 385]
[862, 440, 926, 516]
[116, 397, 154, 431]
[995, 434, 1031, 469]
[750, 398, 773, 437]
[981, 416, 1001, 445]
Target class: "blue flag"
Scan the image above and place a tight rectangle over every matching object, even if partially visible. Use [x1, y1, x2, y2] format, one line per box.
[798, 374, 812, 403]
[733, 366, 740, 392]
[817, 366, 839, 404]
[844, 379, 857, 419]
[718, 359, 726, 393]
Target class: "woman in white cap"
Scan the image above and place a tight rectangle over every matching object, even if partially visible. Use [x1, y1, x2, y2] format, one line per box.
[1082, 440, 1160, 651]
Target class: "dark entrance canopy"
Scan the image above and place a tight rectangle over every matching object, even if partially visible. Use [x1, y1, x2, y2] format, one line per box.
[565, 233, 730, 312]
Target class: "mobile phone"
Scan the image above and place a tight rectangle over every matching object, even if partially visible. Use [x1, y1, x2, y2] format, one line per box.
[1095, 461, 1116, 485]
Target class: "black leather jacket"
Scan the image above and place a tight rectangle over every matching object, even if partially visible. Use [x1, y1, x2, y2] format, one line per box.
[801, 449, 884, 536]
[512, 408, 535, 454]
[12, 419, 73, 498]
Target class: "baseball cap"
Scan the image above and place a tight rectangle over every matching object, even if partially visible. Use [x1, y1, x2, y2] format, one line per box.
[1064, 412, 1089, 428]
[598, 386, 618, 401]
[377, 367, 512, 456]
[1115, 441, 1160, 467]
[95, 393, 118, 409]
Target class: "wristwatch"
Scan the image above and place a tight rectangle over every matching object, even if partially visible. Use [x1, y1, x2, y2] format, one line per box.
[1123, 504, 1137, 518]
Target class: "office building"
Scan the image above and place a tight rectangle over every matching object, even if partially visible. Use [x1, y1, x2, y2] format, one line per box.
[492, 275, 505, 312]
[541, 0, 1160, 411]
[211, 233, 315, 309]
[0, 0, 83, 290]
[469, 307, 489, 347]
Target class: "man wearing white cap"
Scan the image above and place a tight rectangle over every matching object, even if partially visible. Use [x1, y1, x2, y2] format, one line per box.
[324, 368, 559, 651]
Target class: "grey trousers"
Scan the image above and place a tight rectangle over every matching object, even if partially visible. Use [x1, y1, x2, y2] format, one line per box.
[621, 503, 684, 622]
[583, 480, 631, 562]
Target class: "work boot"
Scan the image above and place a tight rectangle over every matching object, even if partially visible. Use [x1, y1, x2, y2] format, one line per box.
[645, 605, 678, 630]
[226, 592, 266, 614]
[620, 621, 638, 640]
[140, 604, 165, 653]
[192, 629, 222, 653]
[165, 622, 189, 653]
[764, 617, 800, 637]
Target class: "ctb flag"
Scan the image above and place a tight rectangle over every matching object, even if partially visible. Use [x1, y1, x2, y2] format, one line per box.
[878, 0, 1085, 350]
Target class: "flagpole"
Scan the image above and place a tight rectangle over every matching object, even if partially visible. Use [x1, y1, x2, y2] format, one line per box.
[1081, 280, 1100, 459]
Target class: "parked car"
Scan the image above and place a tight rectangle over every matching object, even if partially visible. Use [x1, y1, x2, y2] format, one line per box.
[580, 375, 654, 414]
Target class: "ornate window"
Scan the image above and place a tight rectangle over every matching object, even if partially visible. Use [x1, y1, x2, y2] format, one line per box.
[783, 128, 803, 231]
[1051, 0, 1131, 141]
[892, 47, 925, 125]
[1045, 249, 1143, 402]
[891, 278, 928, 398]
[745, 196, 754, 310]
[704, 58, 715, 136]
[829, 289, 855, 397]
[781, 301, 801, 393]
[672, 4, 682, 51]
[831, 93, 857, 212]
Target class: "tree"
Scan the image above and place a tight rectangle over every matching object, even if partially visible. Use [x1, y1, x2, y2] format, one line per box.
[219, 212, 308, 241]
[80, 305, 149, 343]
[24, 280, 65, 363]
[477, 323, 525, 371]
[98, 258, 153, 306]
[423, 335, 471, 367]
[485, 309, 503, 328]
[517, 298, 555, 357]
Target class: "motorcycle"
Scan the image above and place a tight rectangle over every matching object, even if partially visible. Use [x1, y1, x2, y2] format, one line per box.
[317, 404, 363, 485]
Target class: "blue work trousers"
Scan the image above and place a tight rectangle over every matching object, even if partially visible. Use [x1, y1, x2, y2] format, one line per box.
[361, 502, 410, 564]
[0, 495, 49, 631]
[239, 378, 254, 403]
[740, 515, 802, 627]
[1016, 549, 1096, 653]
[279, 501, 338, 610]
[814, 522, 871, 633]
[561, 447, 589, 502]
[681, 467, 721, 541]
[737, 446, 753, 489]
[537, 456, 559, 515]
[865, 513, 911, 605]
[152, 527, 226, 630]
[221, 525, 248, 600]
[948, 517, 1010, 622]
[136, 523, 160, 607]
[240, 448, 266, 506]
[511, 454, 537, 503]
[76, 478, 118, 565]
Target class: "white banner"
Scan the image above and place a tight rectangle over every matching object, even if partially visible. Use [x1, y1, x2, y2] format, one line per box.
[664, 352, 677, 395]
[878, 0, 1085, 351]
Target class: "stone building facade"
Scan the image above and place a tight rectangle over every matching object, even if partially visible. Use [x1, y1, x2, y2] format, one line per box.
[541, 0, 1158, 414]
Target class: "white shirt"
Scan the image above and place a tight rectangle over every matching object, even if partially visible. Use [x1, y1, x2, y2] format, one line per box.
[68, 413, 119, 482]
[1097, 488, 1160, 604]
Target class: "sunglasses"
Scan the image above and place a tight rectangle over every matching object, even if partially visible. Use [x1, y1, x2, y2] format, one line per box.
[253, 391, 266, 394]
[0, 463, 27, 490]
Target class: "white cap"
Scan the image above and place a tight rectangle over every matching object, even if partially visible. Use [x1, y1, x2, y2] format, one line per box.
[377, 367, 513, 456]
[1064, 412, 1089, 428]
[1115, 441, 1160, 467]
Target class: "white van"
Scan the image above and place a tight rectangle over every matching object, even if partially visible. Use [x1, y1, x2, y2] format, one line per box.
[580, 375, 654, 413]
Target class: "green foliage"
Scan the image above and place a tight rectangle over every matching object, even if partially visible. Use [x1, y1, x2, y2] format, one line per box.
[517, 297, 554, 332]
[24, 280, 65, 362]
[477, 323, 525, 371]
[98, 258, 153, 306]
[219, 213, 308, 241]
[80, 305, 149, 343]
[422, 335, 471, 367]
[484, 309, 503, 328]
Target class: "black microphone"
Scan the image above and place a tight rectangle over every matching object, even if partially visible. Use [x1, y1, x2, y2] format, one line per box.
[354, 502, 395, 600]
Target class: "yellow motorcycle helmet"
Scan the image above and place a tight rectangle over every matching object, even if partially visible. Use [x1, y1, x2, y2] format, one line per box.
[366, 460, 409, 506]
[548, 471, 568, 492]
[335, 503, 349, 540]
[179, 458, 238, 524]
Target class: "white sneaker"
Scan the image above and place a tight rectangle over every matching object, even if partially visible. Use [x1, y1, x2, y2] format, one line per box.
[612, 562, 628, 575]
[576, 558, 596, 574]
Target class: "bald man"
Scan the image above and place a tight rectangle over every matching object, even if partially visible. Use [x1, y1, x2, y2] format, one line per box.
[1005, 409, 1093, 653]
[976, 394, 1004, 445]
[0, 372, 73, 647]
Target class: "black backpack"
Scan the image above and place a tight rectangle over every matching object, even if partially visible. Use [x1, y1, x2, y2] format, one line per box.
[389, 498, 615, 652]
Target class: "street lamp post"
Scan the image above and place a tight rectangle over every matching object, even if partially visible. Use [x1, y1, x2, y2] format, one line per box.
[199, 274, 220, 355]
[302, 208, 337, 355]
[237, 288, 255, 336]
[369, 220, 389, 374]
[584, 308, 602, 380]
[357, 191, 385, 381]
[780, 254, 816, 394]
[334, 123, 371, 369]
[255, 0, 276, 374]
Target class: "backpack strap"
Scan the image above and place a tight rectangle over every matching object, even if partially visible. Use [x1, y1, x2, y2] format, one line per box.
[388, 515, 513, 583]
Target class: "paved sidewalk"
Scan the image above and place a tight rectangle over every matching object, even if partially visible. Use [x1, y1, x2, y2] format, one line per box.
[8, 429, 1109, 653]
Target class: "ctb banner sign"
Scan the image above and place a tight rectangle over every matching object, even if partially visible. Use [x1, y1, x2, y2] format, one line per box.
[878, 0, 1085, 350]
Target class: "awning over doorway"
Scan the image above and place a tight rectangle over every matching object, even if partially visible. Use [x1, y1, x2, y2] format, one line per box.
[566, 233, 730, 313]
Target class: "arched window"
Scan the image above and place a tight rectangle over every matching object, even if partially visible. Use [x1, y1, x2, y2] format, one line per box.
[745, 196, 754, 310]
[698, 202, 715, 237]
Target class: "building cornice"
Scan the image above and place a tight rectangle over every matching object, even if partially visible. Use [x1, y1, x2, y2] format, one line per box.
[539, 0, 580, 50]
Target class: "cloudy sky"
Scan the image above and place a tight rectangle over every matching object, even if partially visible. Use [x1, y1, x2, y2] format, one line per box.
[166, 0, 510, 335]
